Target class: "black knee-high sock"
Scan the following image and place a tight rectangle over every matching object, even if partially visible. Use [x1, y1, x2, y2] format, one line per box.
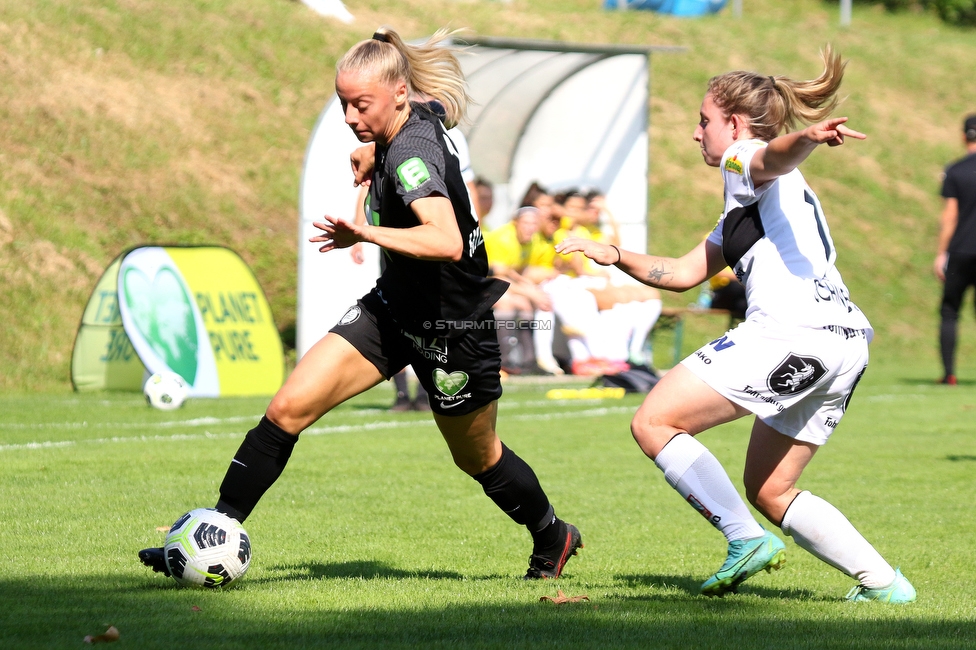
[473, 443, 560, 549]
[215, 416, 298, 522]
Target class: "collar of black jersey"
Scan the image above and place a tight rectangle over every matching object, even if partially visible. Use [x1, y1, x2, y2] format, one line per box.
[412, 100, 447, 123]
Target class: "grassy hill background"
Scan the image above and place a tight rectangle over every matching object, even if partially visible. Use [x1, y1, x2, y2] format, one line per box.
[2, 0, 973, 391]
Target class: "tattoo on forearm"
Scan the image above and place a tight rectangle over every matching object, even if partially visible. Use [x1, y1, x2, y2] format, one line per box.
[646, 261, 672, 286]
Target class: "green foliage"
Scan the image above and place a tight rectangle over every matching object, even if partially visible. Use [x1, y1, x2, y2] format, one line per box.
[931, 0, 976, 24]
[847, 0, 976, 26]
[1, 372, 975, 648]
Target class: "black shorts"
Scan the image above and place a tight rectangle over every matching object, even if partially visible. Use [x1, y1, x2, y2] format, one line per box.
[329, 290, 503, 416]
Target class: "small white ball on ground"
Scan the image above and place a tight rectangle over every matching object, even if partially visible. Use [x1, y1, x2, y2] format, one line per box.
[143, 372, 188, 410]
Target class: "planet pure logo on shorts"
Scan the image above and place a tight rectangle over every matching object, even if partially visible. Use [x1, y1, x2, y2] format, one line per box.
[433, 368, 469, 396]
[338, 306, 361, 325]
[397, 157, 430, 192]
[724, 155, 744, 175]
[767, 353, 827, 396]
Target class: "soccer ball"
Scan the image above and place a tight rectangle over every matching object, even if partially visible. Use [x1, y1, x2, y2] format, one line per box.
[143, 372, 188, 410]
[163, 508, 251, 588]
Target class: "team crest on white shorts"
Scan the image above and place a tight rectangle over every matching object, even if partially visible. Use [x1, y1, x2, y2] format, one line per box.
[338, 306, 361, 325]
[767, 353, 827, 396]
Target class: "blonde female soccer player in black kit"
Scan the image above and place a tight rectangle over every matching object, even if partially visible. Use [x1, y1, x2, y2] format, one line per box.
[140, 27, 581, 580]
[557, 47, 915, 602]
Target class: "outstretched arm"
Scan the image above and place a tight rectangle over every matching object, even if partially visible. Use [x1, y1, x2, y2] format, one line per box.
[311, 195, 463, 262]
[750, 117, 866, 186]
[554, 237, 727, 293]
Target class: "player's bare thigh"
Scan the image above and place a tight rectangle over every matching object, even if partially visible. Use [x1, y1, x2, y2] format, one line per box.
[631, 363, 749, 459]
[433, 401, 502, 476]
[267, 332, 385, 433]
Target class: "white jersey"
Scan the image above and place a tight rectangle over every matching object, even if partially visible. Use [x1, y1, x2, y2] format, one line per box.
[707, 139, 872, 338]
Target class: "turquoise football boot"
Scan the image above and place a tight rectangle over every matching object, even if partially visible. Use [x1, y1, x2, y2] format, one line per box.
[700, 530, 786, 597]
[846, 568, 916, 603]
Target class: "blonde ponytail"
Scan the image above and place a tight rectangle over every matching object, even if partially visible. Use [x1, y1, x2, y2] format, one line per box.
[708, 45, 847, 141]
[336, 26, 470, 129]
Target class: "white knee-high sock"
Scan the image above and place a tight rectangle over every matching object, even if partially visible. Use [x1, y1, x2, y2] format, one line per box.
[628, 299, 662, 362]
[654, 433, 765, 542]
[567, 337, 591, 362]
[592, 306, 631, 361]
[532, 310, 557, 369]
[781, 491, 896, 589]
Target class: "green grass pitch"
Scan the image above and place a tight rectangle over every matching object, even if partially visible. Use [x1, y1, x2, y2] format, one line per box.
[1, 365, 974, 649]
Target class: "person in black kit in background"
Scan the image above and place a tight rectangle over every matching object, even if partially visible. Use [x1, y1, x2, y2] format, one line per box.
[139, 26, 582, 580]
[934, 114, 976, 385]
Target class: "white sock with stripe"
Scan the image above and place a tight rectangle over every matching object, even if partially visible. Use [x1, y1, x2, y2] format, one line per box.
[781, 490, 896, 589]
[654, 433, 765, 542]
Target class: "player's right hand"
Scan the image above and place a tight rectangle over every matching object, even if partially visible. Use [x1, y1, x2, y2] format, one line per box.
[555, 237, 619, 266]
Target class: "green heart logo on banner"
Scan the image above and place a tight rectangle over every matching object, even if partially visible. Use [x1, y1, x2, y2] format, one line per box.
[123, 266, 199, 385]
[433, 368, 468, 397]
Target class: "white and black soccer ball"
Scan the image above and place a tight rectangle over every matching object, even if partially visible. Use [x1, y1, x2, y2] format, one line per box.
[143, 372, 188, 410]
[163, 508, 251, 588]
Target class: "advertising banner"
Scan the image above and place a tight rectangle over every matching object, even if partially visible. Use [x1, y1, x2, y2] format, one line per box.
[73, 245, 284, 396]
[71, 254, 147, 392]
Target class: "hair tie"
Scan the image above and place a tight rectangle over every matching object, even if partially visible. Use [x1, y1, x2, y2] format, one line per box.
[372, 31, 389, 43]
[768, 75, 776, 86]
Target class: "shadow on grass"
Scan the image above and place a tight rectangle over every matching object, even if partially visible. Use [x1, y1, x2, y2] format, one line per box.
[0, 574, 972, 650]
[259, 560, 466, 581]
[946, 454, 976, 462]
[897, 377, 976, 386]
[615, 573, 819, 601]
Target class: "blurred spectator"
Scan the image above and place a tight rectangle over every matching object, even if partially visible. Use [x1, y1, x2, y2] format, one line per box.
[473, 177, 494, 228]
[484, 206, 552, 374]
[521, 183, 662, 376]
[934, 114, 976, 385]
[584, 189, 621, 247]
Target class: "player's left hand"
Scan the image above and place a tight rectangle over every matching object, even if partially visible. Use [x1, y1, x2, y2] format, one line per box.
[310, 216, 367, 252]
[806, 117, 867, 147]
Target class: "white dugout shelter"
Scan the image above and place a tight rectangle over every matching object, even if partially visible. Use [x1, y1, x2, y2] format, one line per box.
[297, 36, 677, 358]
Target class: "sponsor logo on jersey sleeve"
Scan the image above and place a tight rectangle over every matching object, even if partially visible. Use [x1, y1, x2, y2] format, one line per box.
[397, 157, 431, 192]
[724, 155, 744, 175]
[766, 353, 827, 396]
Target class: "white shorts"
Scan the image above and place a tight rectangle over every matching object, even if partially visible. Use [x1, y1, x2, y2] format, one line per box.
[680, 319, 869, 446]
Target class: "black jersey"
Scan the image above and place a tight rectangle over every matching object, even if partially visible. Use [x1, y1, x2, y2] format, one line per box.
[942, 152, 976, 255]
[368, 103, 507, 337]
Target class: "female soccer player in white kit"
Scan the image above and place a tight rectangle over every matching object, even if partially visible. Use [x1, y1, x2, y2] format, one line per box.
[557, 47, 916, 602]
